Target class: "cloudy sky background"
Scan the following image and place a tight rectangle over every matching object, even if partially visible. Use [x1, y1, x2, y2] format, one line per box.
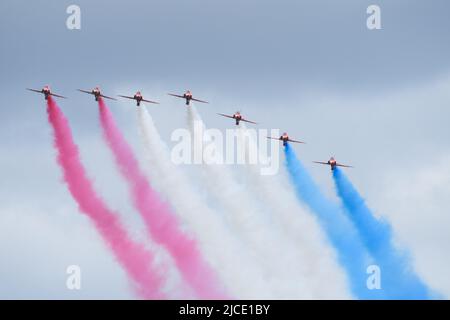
[1, 0, 449, 298]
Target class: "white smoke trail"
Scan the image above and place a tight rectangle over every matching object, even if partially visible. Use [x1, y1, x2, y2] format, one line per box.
[186, 106, 318, 298]
[137, 107, 274, 299]
[236, 124, 351, 298]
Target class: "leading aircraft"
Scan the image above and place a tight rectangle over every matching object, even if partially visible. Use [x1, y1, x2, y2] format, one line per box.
[118, 91, 159, 106]
[218, 111, 257, 126]
[26, 85, 67, 100]
[313, 157, 353, 170]
[78, 87, 117, 101]
[168, 90, 208, 106]
[267, 132, 305, 147]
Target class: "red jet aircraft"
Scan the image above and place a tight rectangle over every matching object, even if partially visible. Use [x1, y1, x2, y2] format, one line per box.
[218, 111, 257, 126]
[26, 85, 67, 100]
[267, 132, 305, 147]
[168, 90, 208, 106]
[78, 87, 117, 101]
[118, 91, 159, 106]
[313, 157, 353, 171]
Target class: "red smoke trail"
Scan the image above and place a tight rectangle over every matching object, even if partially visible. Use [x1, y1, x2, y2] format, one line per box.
[98, 99, 227, 299]
[46, 97, 164, 299]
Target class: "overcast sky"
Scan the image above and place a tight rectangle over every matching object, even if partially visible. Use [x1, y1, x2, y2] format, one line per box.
[1, 0, 449, 298]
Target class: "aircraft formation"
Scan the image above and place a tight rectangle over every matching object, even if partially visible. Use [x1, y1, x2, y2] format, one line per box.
[27, 85, 353, 170]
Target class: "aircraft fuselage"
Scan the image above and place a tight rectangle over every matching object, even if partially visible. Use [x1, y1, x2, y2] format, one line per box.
[42, 87, 51, 99]
[234, 114, 242, 125]
[134, 94, 143, 106]
[329, 160, 337, 170]
[183, 93, 192, 105]
[92, 90, 101, 101]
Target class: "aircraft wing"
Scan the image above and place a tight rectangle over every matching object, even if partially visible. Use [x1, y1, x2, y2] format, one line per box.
[218, 113, 235, 119]
[288, 138, 306, 144]
[241, 118, 258, 124]
[100, 94, 117, 101]
[118, 95, 135, 100]
[313, 161, 329, 165]
[50, 93, 67, 99]
[26, 88, 42, 93]
[191, 97, 209, 104]
[77, 89, 93, 95]
[168, 93, 185, 99]
[142, 98, 159, 104]
[336, 163, 353, 168]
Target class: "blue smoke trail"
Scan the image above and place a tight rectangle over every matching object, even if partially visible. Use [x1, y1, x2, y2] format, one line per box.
[284, 144, 384, 299]
[332, 168, 430, 299]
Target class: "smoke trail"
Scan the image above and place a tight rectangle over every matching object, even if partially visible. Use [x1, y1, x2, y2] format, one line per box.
[97, 99, 227, 299]
[283, 144, 383, 299]
[332, 168, 430, 299]
[137, 107, 272, 298]
[46, 97, 164, 299]
[235, 125, 350, 298]
[186, 106, 316, 298]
